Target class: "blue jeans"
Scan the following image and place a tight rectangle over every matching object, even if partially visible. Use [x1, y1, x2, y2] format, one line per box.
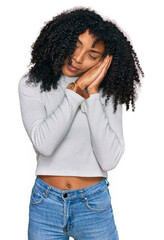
[28, 176, 119, 240]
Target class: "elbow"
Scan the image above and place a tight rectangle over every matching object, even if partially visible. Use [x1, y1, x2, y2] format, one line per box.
[32, 142, 55, 157]
[101, 144, 125, 172]
[32, 142, 54, 157]
[30, 126, 56, 157]
[30, 133, 55, 157]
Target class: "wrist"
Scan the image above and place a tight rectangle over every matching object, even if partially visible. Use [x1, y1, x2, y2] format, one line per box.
[88, 89, 99, 95]
[75, 80, 86, 91]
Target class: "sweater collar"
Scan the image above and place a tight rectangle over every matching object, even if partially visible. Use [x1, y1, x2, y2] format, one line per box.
[58, 73, 79, 86]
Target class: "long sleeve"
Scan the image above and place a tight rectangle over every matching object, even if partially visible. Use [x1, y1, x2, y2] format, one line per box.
[85, 92, 125, 171]
[18, 76, 84, 157]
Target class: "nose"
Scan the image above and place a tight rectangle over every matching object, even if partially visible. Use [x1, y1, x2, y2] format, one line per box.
[72, 49, 84, 64]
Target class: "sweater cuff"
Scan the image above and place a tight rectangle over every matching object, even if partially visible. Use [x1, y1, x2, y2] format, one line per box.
[65, 88, 85, 102]
[86, 92, 100, 101]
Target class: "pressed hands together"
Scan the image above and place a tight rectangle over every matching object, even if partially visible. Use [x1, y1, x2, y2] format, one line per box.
[76, 55, 113, 95]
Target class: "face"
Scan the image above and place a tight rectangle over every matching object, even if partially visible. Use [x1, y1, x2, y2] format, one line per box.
[61, 29, 105, 77]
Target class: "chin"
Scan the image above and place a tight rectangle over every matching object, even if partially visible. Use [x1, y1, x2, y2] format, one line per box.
[63, 72, 76, 77]
[61, 68, 80, 78]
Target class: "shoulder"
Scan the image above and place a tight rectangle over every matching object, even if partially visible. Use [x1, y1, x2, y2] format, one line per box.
[98, 88, 113, 106]
[18, 74, 28, 88]
[18, 74, 41, 95]
[99, 88, 123, 114]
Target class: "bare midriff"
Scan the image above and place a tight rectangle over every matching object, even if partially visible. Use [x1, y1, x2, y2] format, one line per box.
[38, 175, 103, 190]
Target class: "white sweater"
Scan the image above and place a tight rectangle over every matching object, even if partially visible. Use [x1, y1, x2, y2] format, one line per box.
[18, 73, 125, 178]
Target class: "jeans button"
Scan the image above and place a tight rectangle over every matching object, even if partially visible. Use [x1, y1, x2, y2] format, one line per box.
[63, 193, 68, 198]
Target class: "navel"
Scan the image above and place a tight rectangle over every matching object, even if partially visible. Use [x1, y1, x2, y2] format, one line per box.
[66, 183, 72, 189]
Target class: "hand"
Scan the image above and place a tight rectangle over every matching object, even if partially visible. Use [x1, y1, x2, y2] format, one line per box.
[87, 55, 113, 93]
[76, 55, 113, 93]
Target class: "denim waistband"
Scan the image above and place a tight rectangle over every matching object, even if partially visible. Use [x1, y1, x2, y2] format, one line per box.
[34, 176, 110, 200]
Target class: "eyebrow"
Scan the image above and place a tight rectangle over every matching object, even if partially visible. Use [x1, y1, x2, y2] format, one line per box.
[77, 39, 103, 55]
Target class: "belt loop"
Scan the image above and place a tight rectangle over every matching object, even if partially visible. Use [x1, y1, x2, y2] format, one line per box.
[78, 189, 84, 193]
[78, 189, 86, 202]
[44, 185, 51, 198]
[105, 178, 109, 187]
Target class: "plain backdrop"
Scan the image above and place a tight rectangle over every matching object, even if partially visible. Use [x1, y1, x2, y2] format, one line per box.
[1, 0, 164, 239]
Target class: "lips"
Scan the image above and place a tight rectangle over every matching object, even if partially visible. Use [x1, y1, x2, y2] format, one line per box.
[67, 62, 80, 71]
[71, 64, 80, 70]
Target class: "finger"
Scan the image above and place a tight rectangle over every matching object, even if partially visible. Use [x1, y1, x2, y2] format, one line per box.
[95, 55, 110, 70]
[101, 55, 112, 66]
[102, 61, 111, 76]
[104, 55, 113, 70]
[97, 55, 111, 71]
[99, 55, 113, 76]
[94, 54, 109, 68]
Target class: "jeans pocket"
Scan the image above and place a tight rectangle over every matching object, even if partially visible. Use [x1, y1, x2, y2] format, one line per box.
[30, 184, 45, 206]
[85, 188, 112, 213]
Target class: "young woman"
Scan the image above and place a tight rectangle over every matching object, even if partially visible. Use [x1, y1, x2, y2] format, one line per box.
[18, 7, 144, 240]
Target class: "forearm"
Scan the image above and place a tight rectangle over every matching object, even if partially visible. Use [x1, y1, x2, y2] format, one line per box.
[30, 90, 84, 156]
[18, 76, 84, 157]
[85, 93, 125, 171]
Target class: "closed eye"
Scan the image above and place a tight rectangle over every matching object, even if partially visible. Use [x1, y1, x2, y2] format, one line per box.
[89, 54, 97, 60]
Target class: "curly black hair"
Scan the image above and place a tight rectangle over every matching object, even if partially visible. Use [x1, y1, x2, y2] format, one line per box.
[26, 7, 144, 112]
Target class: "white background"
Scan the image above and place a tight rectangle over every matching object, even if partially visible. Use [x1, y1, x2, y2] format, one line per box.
[1, 0, 164, 239]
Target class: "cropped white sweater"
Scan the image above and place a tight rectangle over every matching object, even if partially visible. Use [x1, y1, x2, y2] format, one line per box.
[18, 73, 125, 178]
